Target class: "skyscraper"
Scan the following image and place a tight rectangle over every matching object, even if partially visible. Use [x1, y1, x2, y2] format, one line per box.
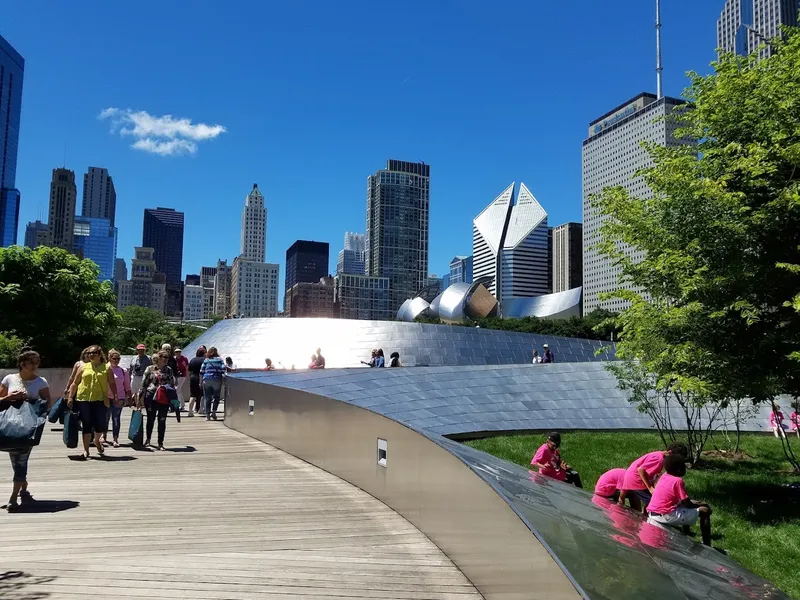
[142, 207, 184, 285]
[0, 35, 24, 247]
[334, 274, 391, 321]
[718, 0, 799, 58]
[82, 167, 117, 227]
[449, 255, 473, 285]
[114, 258, 127, 281]
[551, 222, 583, 294]
[240, 183, 266, 261]
[336, 232, 366, 275]
[366, 160, 430, 313]
[48, 168, 77, 251]
[285, 240, 329, 302]
[24, 220, 48, 248]
[73, 216, 117, 281]
[231, 257, 279, 318]
[472, 182, 550, 302]
[214, 259, 232, 317]
[116, 247, 166, 313]
[582, 92, 692, 314]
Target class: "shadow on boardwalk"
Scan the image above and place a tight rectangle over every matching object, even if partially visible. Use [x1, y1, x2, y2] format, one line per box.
[0, 570, 56, 599]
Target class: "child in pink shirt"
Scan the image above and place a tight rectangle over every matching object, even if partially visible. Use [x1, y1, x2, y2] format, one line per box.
[771, 406, 788, 438]
[530, 432, 583, 488]
[646, 454, 712, 546]
[618, 441, 689, 512]
[791, 408, 800, 437]
[594, 468, 626, 502]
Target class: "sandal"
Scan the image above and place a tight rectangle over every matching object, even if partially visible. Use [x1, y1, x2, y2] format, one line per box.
[113, 441, 119, 448]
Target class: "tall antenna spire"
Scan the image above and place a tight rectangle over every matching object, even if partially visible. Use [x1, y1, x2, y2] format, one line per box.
[656, 0, 663, 99]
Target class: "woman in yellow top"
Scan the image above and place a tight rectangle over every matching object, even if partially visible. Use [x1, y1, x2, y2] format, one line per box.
[68, 345, 118, 460]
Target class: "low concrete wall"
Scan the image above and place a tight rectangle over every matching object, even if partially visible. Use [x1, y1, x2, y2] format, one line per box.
[0, 368, 72, 401]
[225, 376, 581, 600]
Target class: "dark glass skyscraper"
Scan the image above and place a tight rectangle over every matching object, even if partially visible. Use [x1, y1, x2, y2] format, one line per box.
[285, 240, 329, 295]
[366, 160, 430, 313]
[0, 35, 24, 247]
[142, 207, 184, 285]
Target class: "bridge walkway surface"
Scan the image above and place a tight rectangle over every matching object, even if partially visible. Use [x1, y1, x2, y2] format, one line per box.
[0, 411, 481, 600]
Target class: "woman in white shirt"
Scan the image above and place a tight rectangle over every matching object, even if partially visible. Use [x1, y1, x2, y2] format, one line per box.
[0, 350, 50, 511]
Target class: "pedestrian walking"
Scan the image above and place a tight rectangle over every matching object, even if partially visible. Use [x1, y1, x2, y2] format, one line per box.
[0, 350, 50, 511]
[187, 347, 206, 417]
[68, 345, 118, 460]
[138, 350, 176, 451]
[174, 347, 189, 412]
[104, 349, 131, 448]
[129, 344, 152, 397]
[201, 347, 226, 421]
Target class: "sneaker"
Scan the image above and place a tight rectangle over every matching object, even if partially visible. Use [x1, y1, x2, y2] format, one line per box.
[205, 416, 211, 421]
[19, 490, 34, 505]
[157, 445, 165, 451]
[145, 438, 151, 447]
[113, 441, 119, 448]
[6, 500, 19, 512]
[211, 413, 218, 421]
[187, 411, 194, 417]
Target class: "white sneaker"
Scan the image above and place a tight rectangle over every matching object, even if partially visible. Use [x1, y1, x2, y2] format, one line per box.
[187, 411, 194, 417]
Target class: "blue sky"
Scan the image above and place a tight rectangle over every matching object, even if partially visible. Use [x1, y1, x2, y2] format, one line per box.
[3, 0, 722, 303]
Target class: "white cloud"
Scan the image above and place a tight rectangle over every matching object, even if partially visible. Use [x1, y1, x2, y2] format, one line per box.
[98, 107, 226, 156]
[131, 138, 198, 156]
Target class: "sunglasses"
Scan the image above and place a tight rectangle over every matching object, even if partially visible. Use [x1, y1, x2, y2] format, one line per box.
[88, 351, 100, 356]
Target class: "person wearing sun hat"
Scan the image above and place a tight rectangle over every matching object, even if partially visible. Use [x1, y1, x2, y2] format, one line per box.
[129, 344, 152, 401]
[541, 344, 554, 364]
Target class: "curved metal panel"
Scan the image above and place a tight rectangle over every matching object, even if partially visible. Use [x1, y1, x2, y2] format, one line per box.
[465, 283, 498, 320]
[188, 317, 614, 369]
[436, 282, 471, 324]
[395, 298, 413, 322]
[429, 292, 443, 317]
[226, 372, 787, 600]
[502, 287, 583, 320]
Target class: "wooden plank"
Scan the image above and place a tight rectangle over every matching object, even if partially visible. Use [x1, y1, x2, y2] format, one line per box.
[0, 411, 481, 599]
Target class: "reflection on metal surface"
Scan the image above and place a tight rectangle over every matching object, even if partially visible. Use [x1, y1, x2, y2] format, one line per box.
[429, 292, 443, 317]
[227, 371, 787, 600]
[465, 283, 498, 319]
[502, 287, 583, 320]
[188, 318, 614, 369]
[437, 282, 472, 324]
[396, 296, 431, 322]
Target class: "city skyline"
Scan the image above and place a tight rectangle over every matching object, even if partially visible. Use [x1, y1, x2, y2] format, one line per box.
[3, 1, 739, 307]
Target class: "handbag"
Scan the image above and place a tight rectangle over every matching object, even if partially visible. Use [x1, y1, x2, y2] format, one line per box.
[0, 399, 47, 449]
[48, 397, 66, 423]
[128, 409, 144, 447]
[62, 409, 80, 449]
[156, 384, 180, 409]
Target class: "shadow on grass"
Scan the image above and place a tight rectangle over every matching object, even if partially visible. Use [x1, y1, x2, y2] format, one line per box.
[700, 480, 800, 524]
[0, 570, 55, 599]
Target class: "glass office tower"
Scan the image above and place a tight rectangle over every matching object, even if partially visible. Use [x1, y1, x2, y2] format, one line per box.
[718, 0, 800, 58]
[142, 207, 184, 285]
[365, 160, 430, 313]
[0, 35, 24, 247]
[73, 216, 118, 282]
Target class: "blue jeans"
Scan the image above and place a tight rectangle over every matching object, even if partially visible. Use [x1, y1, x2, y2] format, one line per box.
[7, 448, 31, 482]
[107, 404, 123, 439]
[203, 379, 222, 416]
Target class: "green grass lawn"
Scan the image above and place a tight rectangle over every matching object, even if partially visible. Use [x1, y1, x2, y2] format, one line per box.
[466, 432, 800, 598]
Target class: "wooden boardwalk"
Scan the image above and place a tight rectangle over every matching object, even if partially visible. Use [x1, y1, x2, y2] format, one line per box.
[0, 410, 481, 600]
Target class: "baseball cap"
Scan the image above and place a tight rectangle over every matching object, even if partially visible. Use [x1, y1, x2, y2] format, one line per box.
[543, 343, 549, 348]
[547, 432, 561, 446]
[136, 344, 146, 350]
[174, 347, 182, 352]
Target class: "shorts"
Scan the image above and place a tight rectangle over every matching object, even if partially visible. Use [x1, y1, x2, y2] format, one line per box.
[189, 375, 202, 398]
[629, 489, 653, 505]
[76, 400, 107, 434]
[648, 506, 700, 527]
[6, 448, 32, 482]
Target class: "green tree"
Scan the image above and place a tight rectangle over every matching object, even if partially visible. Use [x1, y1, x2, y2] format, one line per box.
[595, 28, 800, 466]
[0, 246, 119, 366]
[0, 332, 25, 368]
[107, 305, 206, 355]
